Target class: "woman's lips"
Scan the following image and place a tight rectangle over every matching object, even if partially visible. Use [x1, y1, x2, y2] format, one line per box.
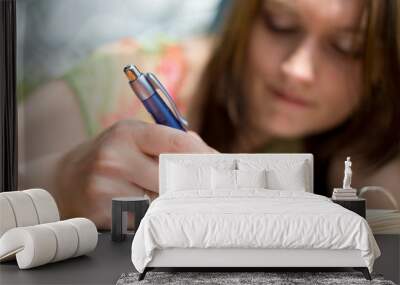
[271, 89, 313, 108]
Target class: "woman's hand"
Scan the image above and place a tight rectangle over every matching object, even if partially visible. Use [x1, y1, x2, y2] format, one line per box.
[53, 120, 217, 229]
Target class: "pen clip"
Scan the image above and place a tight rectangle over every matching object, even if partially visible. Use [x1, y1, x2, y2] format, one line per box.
[146, 73, 189, 128]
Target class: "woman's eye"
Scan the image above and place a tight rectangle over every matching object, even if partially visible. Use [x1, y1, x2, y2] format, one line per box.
[331, 39, 364, 59]
[262, 13, 300, 34]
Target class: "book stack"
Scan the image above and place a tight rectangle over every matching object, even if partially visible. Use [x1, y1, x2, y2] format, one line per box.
[332, 188, 358, 200]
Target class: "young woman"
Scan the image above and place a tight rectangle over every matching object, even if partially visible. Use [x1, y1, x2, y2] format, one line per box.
[188, 0, 400, 207]
[19, 0, 400, 228]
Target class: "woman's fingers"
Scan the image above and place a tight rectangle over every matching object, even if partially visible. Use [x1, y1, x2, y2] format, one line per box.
[107, 122, 218, 191]
[187, 130, 203, 142]
[187, 130, 219, 153]
[107, 123, 216, 191]
[93, 147, 159, 192]
[132, 122, 215, 155]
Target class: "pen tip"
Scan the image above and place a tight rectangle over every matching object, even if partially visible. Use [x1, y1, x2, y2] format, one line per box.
[124, 64, 142, 81]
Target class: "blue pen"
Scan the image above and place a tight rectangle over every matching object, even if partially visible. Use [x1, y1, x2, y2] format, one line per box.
[124, 64, 188, 131]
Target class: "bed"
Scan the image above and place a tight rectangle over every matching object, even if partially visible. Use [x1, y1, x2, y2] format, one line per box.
[131, 154, 380, 280]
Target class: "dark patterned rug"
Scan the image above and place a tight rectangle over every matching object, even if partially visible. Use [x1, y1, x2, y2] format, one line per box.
[116, 271, 396, 285]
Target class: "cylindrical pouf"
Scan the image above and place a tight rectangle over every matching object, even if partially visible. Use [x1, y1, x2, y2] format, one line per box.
[0, 192, 39, 227]
[24, 189, 60, 223]
[65, 218, 98, 257]
[42, 221, 79, 262]
[0, 226, 57, 269]
[0, 195, 17, 238]
[0, 218, 98, 269]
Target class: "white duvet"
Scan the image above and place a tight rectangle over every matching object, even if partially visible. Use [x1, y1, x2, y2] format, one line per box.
[131, 190, 380, 273]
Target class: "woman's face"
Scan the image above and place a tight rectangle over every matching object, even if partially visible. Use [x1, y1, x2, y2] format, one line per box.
[247, 0, 366, 138]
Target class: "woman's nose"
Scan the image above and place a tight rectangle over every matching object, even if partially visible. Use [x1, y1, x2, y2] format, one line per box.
[281, 39, 316, 85]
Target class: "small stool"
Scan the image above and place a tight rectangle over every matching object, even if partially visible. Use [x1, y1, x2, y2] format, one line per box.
[111, 197, 149, 242]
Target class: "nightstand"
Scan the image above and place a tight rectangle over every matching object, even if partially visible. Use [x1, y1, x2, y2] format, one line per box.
[331, 198, 366, 218]
[111, 197, 149, 242]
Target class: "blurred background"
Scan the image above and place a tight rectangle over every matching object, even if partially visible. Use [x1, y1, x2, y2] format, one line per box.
[16, 0, 226, 96]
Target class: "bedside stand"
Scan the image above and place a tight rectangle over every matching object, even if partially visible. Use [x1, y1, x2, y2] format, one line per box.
[331, 198, 366, 218]
[111, 197, 149, 242]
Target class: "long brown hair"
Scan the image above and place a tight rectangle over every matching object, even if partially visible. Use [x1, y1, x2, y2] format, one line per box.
[188, 0, 261, 152]
[189, 0, 400, 171]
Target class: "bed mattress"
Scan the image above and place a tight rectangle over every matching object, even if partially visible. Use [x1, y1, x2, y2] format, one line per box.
[131, 190, 380, 273]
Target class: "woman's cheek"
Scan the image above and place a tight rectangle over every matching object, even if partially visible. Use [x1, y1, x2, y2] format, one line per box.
[316, 66, 363, 130]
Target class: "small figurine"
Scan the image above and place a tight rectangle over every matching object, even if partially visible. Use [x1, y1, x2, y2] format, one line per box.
[343, 157, 352, 189]
[332, 157, 357, 199]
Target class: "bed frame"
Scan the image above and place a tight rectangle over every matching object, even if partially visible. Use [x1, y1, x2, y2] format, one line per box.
[140, 248, 371, 280]
[138, 154, 371, 280]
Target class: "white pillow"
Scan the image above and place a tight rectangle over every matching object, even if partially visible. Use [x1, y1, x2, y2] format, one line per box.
[167, 163, 212, 191]
[212, 168, 236, 190]
[166, 159, 236, 170]
[236, 169, 267, 188]
[267, 167, 307, 191]
[238, 159, 309, 191]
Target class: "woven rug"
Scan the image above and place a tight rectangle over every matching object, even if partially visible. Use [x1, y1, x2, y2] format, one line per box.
[116, 271, 395, 285]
